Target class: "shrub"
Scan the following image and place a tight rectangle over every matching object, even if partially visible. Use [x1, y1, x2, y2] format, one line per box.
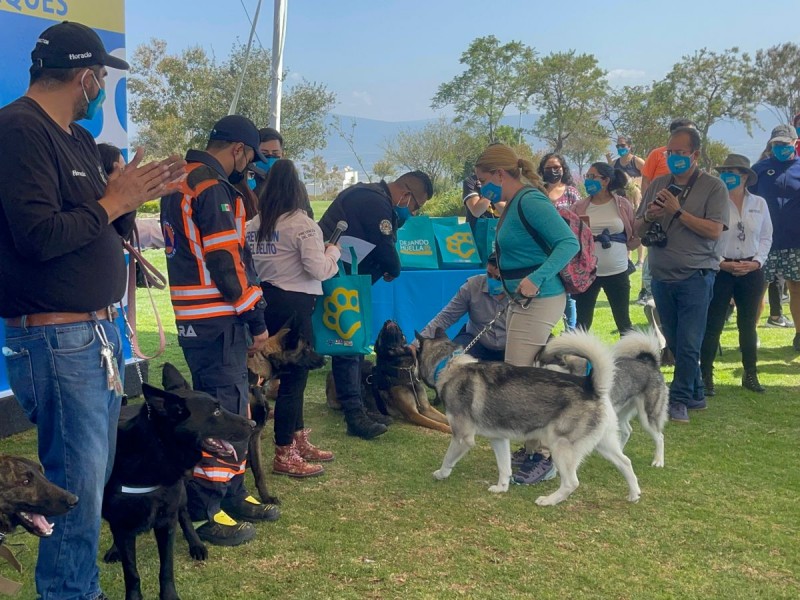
[138, 199, 160, 215]
[420, 185, 464, 217]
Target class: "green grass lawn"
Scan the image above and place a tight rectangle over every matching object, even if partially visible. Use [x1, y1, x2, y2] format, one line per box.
[2, 253, 799, 599]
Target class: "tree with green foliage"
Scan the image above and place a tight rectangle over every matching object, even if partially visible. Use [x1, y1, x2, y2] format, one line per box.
[129, 38, 335, 159]
[431, 36, 535, 142]
[661, 47, 760, 167]
[527, 51, 609, 153]
[754, 43, 800, 124]
[603, 82, 674, 156]
[372, 159, 395, 181]
[562, 123, 608, 177]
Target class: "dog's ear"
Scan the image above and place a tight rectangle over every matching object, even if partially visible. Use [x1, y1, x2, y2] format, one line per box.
[162, 363, 191, 391]
[414, 330, 424, 344]
[433, 327, 447, 339]
[263, 327, 290, 355]
[142, 383, 171, 415]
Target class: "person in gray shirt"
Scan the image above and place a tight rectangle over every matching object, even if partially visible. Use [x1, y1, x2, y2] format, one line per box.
[635, 126, 729, 424]
[415, 254, 509, 361]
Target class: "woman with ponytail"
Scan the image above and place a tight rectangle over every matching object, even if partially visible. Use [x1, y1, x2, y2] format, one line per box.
[572, 162, 640, 335]
[475, 144, 579, 486]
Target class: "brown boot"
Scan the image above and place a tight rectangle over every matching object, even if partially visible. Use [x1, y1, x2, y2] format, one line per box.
[293, 428, 335, 462]
[273, 441, 324, 478]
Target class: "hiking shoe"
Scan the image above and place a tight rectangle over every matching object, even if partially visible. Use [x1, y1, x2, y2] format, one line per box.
[273, 442, 324, 478]
[221, 495, 280, 522]
[367, 410, 393, 426]
[512, 453, 557, 485]
[345, 409, 388, 440]
[635, 290, 651, 306]
[742, 370, 766, 393]
[511, 446, 529, 469]
[668, 402, 689, 423]
[686, 398, 707, 411]
[766, 315, 794, 328]
[293, 428, 334, 462]
[702, 372, 715, 397]
[196, 511, 255, 546]
[794, 333, 800, 352]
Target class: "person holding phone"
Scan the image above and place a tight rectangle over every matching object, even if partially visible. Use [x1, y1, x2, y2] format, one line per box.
[634, 127, 729, 424]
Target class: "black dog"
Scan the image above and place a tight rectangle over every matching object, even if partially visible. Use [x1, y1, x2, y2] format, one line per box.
[373, 321, 451, 433]
[102, 363, 254, 600]
[0, 455, 77, 536]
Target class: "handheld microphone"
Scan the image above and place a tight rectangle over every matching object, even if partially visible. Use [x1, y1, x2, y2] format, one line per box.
[328, 221, 348, 245]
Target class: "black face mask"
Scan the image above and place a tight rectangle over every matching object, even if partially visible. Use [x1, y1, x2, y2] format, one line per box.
[543, 169, 563, 184]
[228, 170, 244, 185]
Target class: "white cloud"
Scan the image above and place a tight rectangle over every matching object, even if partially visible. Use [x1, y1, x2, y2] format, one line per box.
[287, 72, 303, 81]
[607, 68, 646, 81]
[351, 90, 373, 106]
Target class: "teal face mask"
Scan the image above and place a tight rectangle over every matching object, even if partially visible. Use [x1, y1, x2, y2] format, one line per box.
[487, 277, 504, 296]
[394, 206, 411, 225]
[617, 147, 629, 157]
[480, 181, 502, 204]
[720, 172, 741, 191]
[667, 153, 692, 175]
[584, 179, 603, 196]
[81, 70, 105, 120]
[254, 157, 279, 173]
[772, 144, 795, 162]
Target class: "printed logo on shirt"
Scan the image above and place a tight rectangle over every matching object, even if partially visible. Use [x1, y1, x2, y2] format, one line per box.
[163, 222, 177, 258]
[245, 230, 278, 255]
[177, 324, 197, 337]
[72, 170, 87, 177]
[379, 219, 392, 235]
[220, 203, 231, 212]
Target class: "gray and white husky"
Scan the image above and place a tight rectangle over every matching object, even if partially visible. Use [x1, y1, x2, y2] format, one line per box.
[540, 328, 668, 467]
[414, 328, 641, 506]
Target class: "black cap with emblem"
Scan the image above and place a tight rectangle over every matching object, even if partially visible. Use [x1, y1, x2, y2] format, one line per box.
[31, 21, 130, 70]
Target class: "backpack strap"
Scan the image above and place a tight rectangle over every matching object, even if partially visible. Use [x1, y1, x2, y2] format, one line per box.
[516, 192, 553, 255]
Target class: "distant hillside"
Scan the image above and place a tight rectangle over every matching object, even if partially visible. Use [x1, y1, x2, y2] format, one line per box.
[313, 110, 781, 182]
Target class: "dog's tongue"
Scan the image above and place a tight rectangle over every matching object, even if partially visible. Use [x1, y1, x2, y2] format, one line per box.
[21, 512, 54, 536]
[203, 438, 237, 462]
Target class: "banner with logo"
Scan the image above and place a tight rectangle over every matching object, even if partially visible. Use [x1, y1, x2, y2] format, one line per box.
[432, 220, 481, 268]
[395, 215, 439, 270]
[473, 218, 498, 266]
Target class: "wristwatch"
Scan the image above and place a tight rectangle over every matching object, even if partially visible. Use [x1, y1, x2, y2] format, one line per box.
[674, 209, 684, 220]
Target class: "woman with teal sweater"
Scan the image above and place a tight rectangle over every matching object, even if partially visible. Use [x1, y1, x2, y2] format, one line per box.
[474, 144, 579, 485]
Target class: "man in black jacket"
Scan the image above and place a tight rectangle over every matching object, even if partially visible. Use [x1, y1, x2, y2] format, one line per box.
[319, 171, 433, 438]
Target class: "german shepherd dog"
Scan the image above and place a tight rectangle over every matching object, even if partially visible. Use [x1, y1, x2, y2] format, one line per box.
[540, 329, 669, 467]
[415, 328, 641, 506]
[102, 363, 254, 600]
[373, 320, 450, 434]
[0, 455, 77, 536]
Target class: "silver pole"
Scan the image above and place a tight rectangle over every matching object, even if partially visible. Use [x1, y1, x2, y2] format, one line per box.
[269, 0, 287, 129]
[228, 0, 264, 115]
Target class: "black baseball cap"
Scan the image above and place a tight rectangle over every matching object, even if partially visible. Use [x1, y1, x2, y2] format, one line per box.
[31, 21, 129, 70]
[209, 115, 268, 162]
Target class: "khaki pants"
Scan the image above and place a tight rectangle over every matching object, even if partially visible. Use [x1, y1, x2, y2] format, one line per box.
[504, 292, 566, 459]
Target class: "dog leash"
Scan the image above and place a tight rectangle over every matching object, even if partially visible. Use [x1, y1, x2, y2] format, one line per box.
[461, 303, 510, 355]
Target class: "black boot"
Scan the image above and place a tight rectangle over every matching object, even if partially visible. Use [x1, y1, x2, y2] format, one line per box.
[345, 409, 388, 439]
[367, 410, 393, 426]
[742, 370, 765, 393]
[702, 370, 715, 397]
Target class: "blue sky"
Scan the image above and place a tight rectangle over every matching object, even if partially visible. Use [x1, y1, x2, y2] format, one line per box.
[126, 0, 796, 123]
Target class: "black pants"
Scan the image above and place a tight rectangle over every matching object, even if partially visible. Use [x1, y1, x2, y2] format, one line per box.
[574, 270, 632, 334]
[701, 267, 765, 373]
[453, 326, 505, 361]
[182, 322, 249, 520]
[261, 283, 316, 446]
[768, 276, 785, 317]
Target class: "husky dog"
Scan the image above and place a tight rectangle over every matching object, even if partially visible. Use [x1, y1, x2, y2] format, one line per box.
[540, 329, 668, 467]
[415, 328, 640, 506]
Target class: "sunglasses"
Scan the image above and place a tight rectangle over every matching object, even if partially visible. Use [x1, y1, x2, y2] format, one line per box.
[737, 221, 746, 242]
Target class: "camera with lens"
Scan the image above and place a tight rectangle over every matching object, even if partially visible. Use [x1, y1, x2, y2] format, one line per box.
[641, 222, 668, 248]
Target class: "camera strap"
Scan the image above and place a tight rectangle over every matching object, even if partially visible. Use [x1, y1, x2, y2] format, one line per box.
[665, 170, 701, 232]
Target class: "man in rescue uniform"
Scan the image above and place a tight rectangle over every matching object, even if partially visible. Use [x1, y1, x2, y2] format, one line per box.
[160, 115, 277, 546]
[319, 171, 433, 439]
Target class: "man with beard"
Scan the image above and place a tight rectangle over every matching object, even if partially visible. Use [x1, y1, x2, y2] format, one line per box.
[0, 21, 184, 600]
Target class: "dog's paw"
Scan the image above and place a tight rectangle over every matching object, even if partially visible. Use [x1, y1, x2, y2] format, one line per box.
[189, 542, 208, 561]
[488, 483, 509, 493]
[432, 469, 450, 480]
[102, 544, 120, 564]
[651, 458, 664, 468]
[535, 494, 561, 507]
[627, 491, 641, 503]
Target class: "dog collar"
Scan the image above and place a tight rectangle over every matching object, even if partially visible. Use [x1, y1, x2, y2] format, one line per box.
[585, 361, 593, 377]
[120, 484, 161, 495]
[433, 350, 463, 384]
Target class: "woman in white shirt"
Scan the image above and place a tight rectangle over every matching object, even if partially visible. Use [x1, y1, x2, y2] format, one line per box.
[247, 159, 340, 477]
[700, 155, 773, 394]
[572, 163, 641, 336]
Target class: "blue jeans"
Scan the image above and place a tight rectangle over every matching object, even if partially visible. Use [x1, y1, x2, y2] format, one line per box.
[3, 319, 123, 600]
[564, 295, 577, 330]
[651, 270, 715, 406]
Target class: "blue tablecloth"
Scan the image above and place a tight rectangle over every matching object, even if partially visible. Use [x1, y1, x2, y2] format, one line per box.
[371, 268, 483, 345]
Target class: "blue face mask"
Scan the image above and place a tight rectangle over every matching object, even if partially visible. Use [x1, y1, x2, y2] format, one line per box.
[481, 181, 502, 204]
[772, 144, 795, 162]
[394, 206, 412, 226]
[487, 277, 504, 296]
[584, 178, 603, 196]
[247, 176, 257, 190]
[617, 147, 629, 157]
[667, 153, 693, 175]
[82, 70, 105, 120]
[720, 172, 741, 191]
[254, 157, 279, 174]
